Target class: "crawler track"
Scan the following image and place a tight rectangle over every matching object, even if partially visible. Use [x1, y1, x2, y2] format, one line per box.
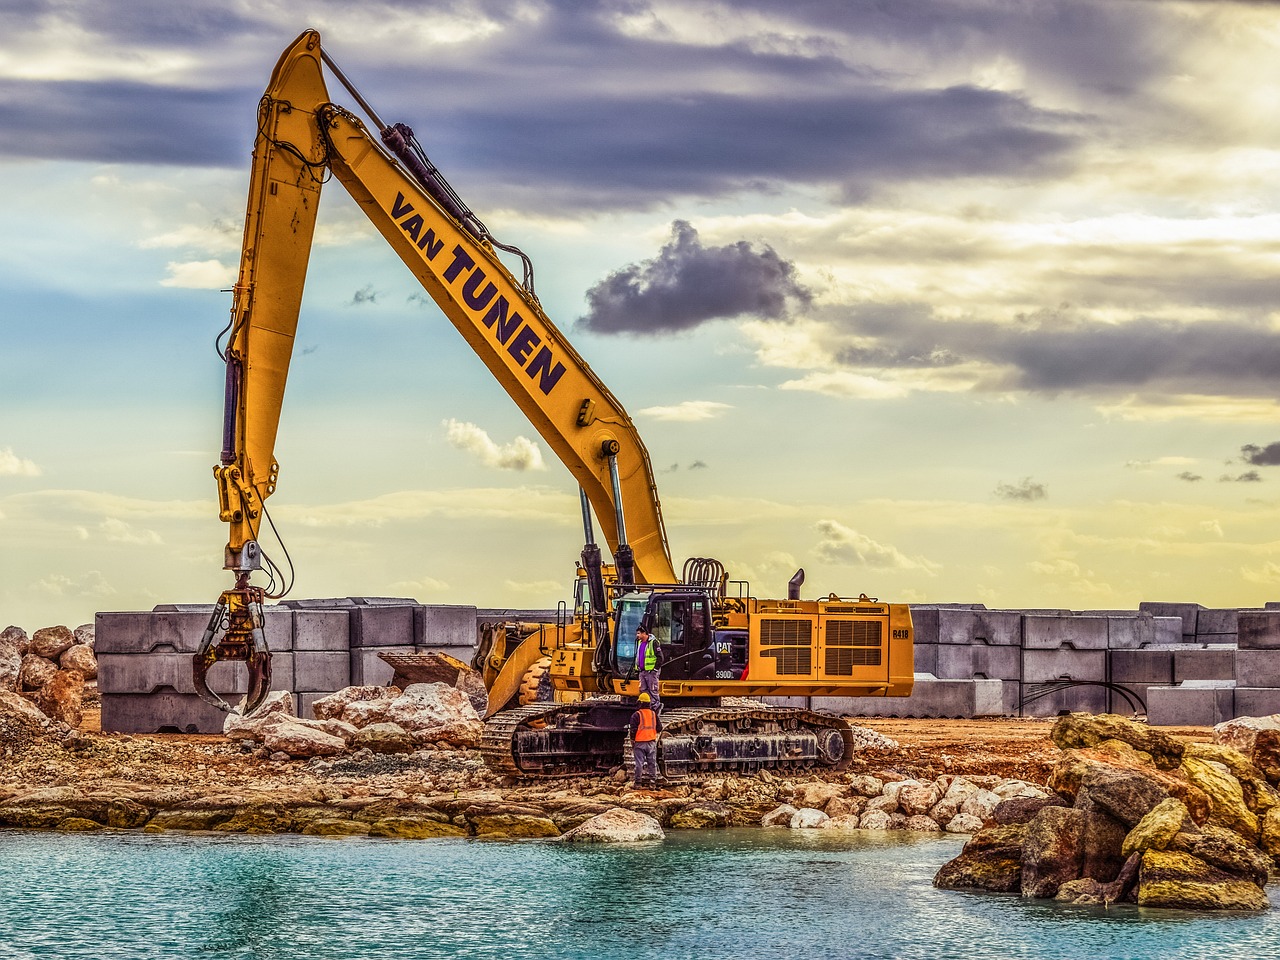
[481, 696, 854, 780]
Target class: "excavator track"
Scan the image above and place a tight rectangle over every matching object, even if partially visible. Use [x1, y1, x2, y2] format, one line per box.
[481, 696, 854, 780]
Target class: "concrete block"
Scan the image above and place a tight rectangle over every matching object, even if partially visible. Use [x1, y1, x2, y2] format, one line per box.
[1234, 687, 1280, 718]
[95, 607, 294, 654]
[1106, 616, 1156, 650]
[1234, 649, 1280, 688]
[1153, 618, 1183, 645]
[937, 609, 1022, 645]
[1001, 683, 1022, 717]
[294, 651, 351, 692]
[101, 692, 232, 734]
[815, 677, 1004, 719]
[1109, 649, 1174, 683]
[1147, 683, 1235, 727]
[1196, 609, 1239, 637]
[1105, 681, 1160, 716]
[1138, 602, 1203, 637]
[414, 604, 478, 649]
[1175, 647, 1235, 683]
[97, 651, 295, 697]
[476, 608, 560, 623]
[293, 610, 350, 651]
[1237, 611, 1280, 650]
[935, 644, 1021, 681]
[913, 642, 938, 675]
[349, 605, 416, 648]
[1019, 683, 1108, 718]
[350, 645, 412, 686]
[908, 607, 940, 646]
[1022, 648, 1105, 683]
[1024, 615, 1108, 650]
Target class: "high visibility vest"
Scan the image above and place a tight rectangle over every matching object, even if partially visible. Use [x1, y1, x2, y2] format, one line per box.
[637, 637, 657, 671]
[635, 708, 658, 742]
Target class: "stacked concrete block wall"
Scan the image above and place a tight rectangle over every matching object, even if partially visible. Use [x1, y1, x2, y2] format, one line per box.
[99, 599, 478, 733]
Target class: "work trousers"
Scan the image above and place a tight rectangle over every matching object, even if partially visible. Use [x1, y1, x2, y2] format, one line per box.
[633, 739, 658, 786]
[639, 669, 660, 708]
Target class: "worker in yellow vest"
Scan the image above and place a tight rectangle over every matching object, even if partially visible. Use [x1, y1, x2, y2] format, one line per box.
[629, 692, 663, 789]
[634, 625, 665, 710]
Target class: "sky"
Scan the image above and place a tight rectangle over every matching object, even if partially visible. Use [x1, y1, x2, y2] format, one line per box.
[4, 0, 1280, 631]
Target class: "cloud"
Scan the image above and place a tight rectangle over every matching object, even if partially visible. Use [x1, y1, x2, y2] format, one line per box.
[98, 517, 163, 545]
[639, 400, 732, 422]
[1176, 471, 1203, 483]
[1125, 456, 1196, 470]
[0, 448, 41, 477]
[578, 221, 812, 334]
[812, 519, 936, 572]
[1241, 442, 1280, 466]
[1220, 471, 1262, 483]
[349, 285, 379, 306]
[36, 570, 116, 599]
[994, 478, 1048, 501]
[443, 419, 545, 472]
[159, 259, 234, 289]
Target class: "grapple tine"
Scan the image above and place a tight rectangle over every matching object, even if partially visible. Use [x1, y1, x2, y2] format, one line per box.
[193, 583, 273, 715]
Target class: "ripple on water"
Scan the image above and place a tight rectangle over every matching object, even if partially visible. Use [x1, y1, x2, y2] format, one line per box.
[0, 829, 1276, 960]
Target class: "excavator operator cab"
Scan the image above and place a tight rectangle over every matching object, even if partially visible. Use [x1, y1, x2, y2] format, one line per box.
[611, 590, 715, 682]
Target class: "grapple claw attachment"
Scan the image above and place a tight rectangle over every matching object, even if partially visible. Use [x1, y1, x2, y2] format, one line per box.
[195, 584, 273, 715]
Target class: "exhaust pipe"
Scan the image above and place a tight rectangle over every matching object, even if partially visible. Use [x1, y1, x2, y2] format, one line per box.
[788, 568, 805, 600]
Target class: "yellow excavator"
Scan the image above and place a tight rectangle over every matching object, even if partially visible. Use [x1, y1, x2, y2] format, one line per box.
[198, 30, 914, 780]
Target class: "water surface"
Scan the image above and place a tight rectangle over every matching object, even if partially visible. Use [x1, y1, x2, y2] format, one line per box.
[1, 829, 1276, 959]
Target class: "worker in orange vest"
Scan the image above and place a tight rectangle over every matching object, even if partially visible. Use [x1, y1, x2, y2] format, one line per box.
[630, 692, 662, 789]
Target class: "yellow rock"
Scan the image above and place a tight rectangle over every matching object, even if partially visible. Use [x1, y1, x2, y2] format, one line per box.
[300, 819, 370, 837]
[1122, 798, 1188, 857]
[1180, 757, 1259, 842]
[56, 817, 103, 832]
[367, 816, 467, 839]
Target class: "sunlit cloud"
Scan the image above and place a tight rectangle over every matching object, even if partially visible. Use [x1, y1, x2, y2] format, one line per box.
[443, 420, 545, 472]
[639, 401, 732, 422]
[813, 519, 937, 573]
[159, 259, 235, 289]
[0, 448, 41, 477]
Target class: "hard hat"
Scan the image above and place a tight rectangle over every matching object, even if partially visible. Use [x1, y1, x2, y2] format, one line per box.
[638, 692, 651, 703]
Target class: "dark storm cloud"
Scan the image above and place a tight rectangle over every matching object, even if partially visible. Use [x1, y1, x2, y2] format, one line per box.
[0, 0, 1081, 207]
[578, 221, 812, 334]
[1241, 442, 1280, 466]
[994, 477, 1047, 501]
[831, 306, 1280, 398]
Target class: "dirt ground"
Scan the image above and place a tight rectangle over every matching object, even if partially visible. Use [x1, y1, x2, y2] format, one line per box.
[65, 704, 1216, 791]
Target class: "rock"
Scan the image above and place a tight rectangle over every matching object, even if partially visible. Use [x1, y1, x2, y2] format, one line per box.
[846, 774, 885, 797]
[945, 813, 985, 834]
[301, 819, 371, 837]
[1180, 756, 1260, 842]
[107, 799, 152, 829]
[761, 804, 798, 827]
[1052, 713, 1185, 770]
[670, 801, 730, 829]
[262, 720, 347, 758]
[471, 811, 561, 838]
[865, 794, 898, 816]
[903, 814, 942, 832]
[58, 644, 97, 680]
[991, 796, 1067, 826]
[30, 669, 85, 727]
[933, 824, 1028, 893]
[929, 778, 980, 824]
[73, 624, 94, 649]
[312, 685, 401, 721]
[341, 699, 398, 728]
[1138, 848, 1270, 911]
[350, 723, 414, 754]
[18, 654, 57, 691]
[1021, 806, 1085, 898]
[558, 807, 663, 843]
[858, 809, 892, 830]
[213, 807, 293, 834]
[0, 626, 30, 656]
[385, 683, 485, 746]
[57, 817, 104, 832]
[820, 814, 862, 830]
[144, 809, 234, 832]
[847, 725, 898, 750]
[824, 796, 864, 820]
[898, 781, 943, 816]
[367, 816, 467, 839]
[1250, 730, 1280, 787]
[993, 779, 1051, 801]
[1122, 797, 1189, 857]
[0, 690, 51, 730]
[224, 692, 296, 739]
[792, 781, 845, 809]
[29, 626, 75, 661]
[1169, 824, 1272, 887]
[958, 789, 1002, 822]
[1075, 764, 1170, 829]
[0, 642, 19, 694]
[1214, 715, 1280, 755]
[790, 808, 830, 829]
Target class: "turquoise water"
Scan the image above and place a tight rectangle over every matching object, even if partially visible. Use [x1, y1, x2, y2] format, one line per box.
[0, 829, 1277, 960]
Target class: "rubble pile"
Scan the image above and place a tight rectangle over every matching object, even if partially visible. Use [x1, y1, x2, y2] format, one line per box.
[1, 624, 97, 732]
[934, 713, 1280, 911]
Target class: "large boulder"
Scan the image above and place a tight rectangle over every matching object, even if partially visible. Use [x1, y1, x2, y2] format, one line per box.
[1138, 849, 1270, 911]
[30, 669, 85, 726]
[385, 683, 484, 746]
[73, 624, 94, 649]
[558, 807, 663, 843]
[1052, 713, 1185, 769]
[29, 626, 75, 661]
[59, 644, 97, 681]
[350, 722, 414, 754]
[0, 641, 20, 693]
[18, 654, 57, 691]
[311, 685, 400, 721]
[224, 691, 295, 739]
[262, 720, 347, 758]
[1214, 715, 1280, 756]
[0, 626, 30, 657]
[1122, 798, 1190, 857]
[934, 823, 1027, 893]
[1021, 806, 1086, 898]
